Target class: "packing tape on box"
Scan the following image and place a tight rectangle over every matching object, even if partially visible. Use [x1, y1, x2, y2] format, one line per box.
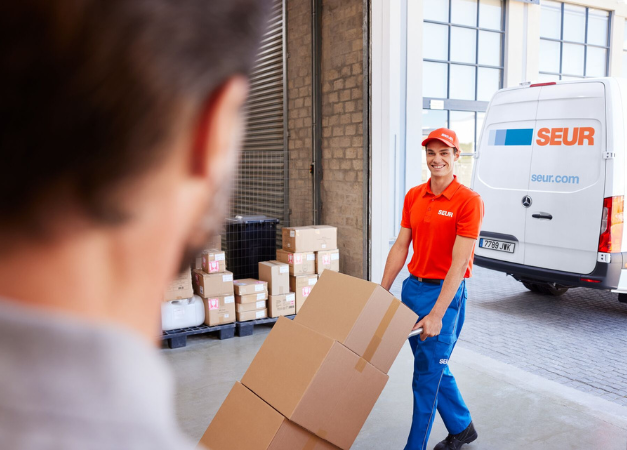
[302, 430, 328, 450]
[355, 300, 400, 371]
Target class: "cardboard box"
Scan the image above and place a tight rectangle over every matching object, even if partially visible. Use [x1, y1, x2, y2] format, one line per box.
[259, 261, 290, 295]
[316, 249, 340, 275]
[269, 293, 296, 318]
[202, 249, 226, 274]
[193, 269, 234, 297]
[193, 254, 203, 270]
[276, 249, 316, 275]
[282, 226, 338, 252]
[295, 271, 418, 374]
[203, 294, 235, 326]
[200, 382, 339, 450]
[234, 279, 269, 296]
[237, 300, 268, 313]
[236, 291, 268, 304]
[164, 270, 194, 302]
[290, 274, 318, 313]
[237, 308, 268, 322]
[241, 317, 388, 450]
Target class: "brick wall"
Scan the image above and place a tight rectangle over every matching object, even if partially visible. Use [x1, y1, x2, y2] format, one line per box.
[287, 0, 314, 226]
[286, 0, 365, 278]
[319, 0, 364, 277]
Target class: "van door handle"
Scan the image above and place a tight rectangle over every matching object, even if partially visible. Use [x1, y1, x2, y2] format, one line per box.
[532, 213, 552, 220]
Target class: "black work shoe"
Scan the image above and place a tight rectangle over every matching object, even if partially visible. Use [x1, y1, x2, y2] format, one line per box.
[433, 421, 478, 450]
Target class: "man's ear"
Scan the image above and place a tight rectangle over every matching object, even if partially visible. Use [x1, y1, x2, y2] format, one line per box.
[454, 149, 461, 161]
[190, 76, 249, 180]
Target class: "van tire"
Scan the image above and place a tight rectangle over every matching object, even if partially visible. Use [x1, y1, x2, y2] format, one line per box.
[521, 281, 569, 296]
[522, 281, 540, 293]
[538, 284, 569, 296]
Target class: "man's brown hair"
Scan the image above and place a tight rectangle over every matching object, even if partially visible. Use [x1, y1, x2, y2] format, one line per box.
[0, 0, 269, 234]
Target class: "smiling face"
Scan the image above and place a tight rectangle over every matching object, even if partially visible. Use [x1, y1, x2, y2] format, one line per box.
[425, 139, 459, 180]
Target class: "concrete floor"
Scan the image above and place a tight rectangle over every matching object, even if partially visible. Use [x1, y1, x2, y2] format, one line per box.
[162, 326, 627, 449]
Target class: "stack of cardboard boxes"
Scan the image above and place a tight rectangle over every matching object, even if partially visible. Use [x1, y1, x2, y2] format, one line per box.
[200, 270, 418, 449]
[259, 260, 295, 317]
[277, 225, 339, 313]
[192, 248, 235, 327]
[234, 279, 269, 321]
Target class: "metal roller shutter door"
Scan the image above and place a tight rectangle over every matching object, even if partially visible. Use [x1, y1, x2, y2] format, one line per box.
[229, 0, 288, 248]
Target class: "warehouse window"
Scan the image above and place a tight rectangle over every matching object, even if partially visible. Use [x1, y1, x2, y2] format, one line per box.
[538, 1, 610, 81]
[422, 0, 504, 186]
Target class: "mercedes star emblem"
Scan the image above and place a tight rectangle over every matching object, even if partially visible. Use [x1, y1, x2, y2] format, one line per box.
[522, 195, 532, 208]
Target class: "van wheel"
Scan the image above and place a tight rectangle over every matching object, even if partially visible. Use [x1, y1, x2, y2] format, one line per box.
[537, 284, 569, 296]
[522, 281, 540, 292]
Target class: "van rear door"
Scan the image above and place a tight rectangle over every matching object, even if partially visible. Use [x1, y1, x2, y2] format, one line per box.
[523, 82, 606, 274]
[473, 88, 541, 264]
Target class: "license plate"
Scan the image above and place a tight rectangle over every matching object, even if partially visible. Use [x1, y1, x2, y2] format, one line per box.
[479, 238, 515, 253]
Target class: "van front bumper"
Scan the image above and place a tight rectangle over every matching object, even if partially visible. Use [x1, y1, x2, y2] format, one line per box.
[474, 254, 624, 290]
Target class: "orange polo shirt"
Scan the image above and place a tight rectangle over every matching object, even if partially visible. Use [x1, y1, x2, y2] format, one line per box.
[401, 176, 484, 279]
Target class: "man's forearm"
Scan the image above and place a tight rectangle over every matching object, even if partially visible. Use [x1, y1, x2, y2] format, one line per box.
[381, 245, 408, 291]
[429, 262, 466, 319]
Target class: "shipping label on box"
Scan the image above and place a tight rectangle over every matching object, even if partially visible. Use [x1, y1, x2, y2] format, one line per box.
[163, 270, 194, 302]
[268, 293, 296, 318]
[203, 294, 236, 326]
[294, 271, 419, 374]
[241, 318, 388, 449]
[316, 249, 340, 275]
[259, 260, 290, 295]
[277, 249, 315, 276]
[199, 382, 340, 450]
[193, 269, 234, 297]
[234, 279, 269, 296]
[202, 249, 226, 274]
[237, 308, 268, 322]
[290, 274, 318, 313]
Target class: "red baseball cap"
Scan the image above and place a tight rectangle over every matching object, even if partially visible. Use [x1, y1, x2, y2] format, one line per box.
[422, 128, 460, 152]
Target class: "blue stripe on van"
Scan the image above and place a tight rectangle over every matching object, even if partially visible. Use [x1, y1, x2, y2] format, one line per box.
[489, 128, 534, 146]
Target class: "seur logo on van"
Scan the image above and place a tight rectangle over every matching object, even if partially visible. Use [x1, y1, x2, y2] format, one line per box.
[536, 127, 594, 146]
[489, 127, 595, 146]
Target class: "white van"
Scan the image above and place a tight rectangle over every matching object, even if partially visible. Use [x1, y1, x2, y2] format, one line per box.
[471, 78, 627, 300]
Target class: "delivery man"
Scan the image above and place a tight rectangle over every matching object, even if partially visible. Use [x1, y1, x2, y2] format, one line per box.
[381, 128, 484, 450]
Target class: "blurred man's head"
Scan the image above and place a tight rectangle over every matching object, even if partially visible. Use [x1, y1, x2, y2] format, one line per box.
[0, 0, 269, 338]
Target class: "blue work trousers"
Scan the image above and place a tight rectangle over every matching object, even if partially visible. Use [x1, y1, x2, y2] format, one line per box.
[401, 276, 472, 450]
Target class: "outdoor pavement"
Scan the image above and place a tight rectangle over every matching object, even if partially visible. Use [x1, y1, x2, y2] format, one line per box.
[162, 260, 627, 449]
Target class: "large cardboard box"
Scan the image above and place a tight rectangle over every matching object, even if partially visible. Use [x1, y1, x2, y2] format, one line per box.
[316, 249, 340, 274]
[236, 291, 268, 304]
[259, 261, 290, 295]
[193, 270, 234, 297]
[269, 293, 296, 318]
[234, 279, 269, 296]
[237, 300, 268, 313]
[164, 270, 194, 302]
[202, 294, 235, 326]
[238, 308, 268, 322]
[276, 249, 316, 275]
[201, 249, 226, 274]
[200, 382, 339, 450]
[282, 226, 337, 252]
[295, 271, 418, 374]
[290, 274, 318, 313]
[241, 318, 388, 450]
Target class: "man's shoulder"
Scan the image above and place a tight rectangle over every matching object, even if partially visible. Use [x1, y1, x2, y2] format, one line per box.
[455, 183, 482, 203]
[407, 182, 428, 198]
